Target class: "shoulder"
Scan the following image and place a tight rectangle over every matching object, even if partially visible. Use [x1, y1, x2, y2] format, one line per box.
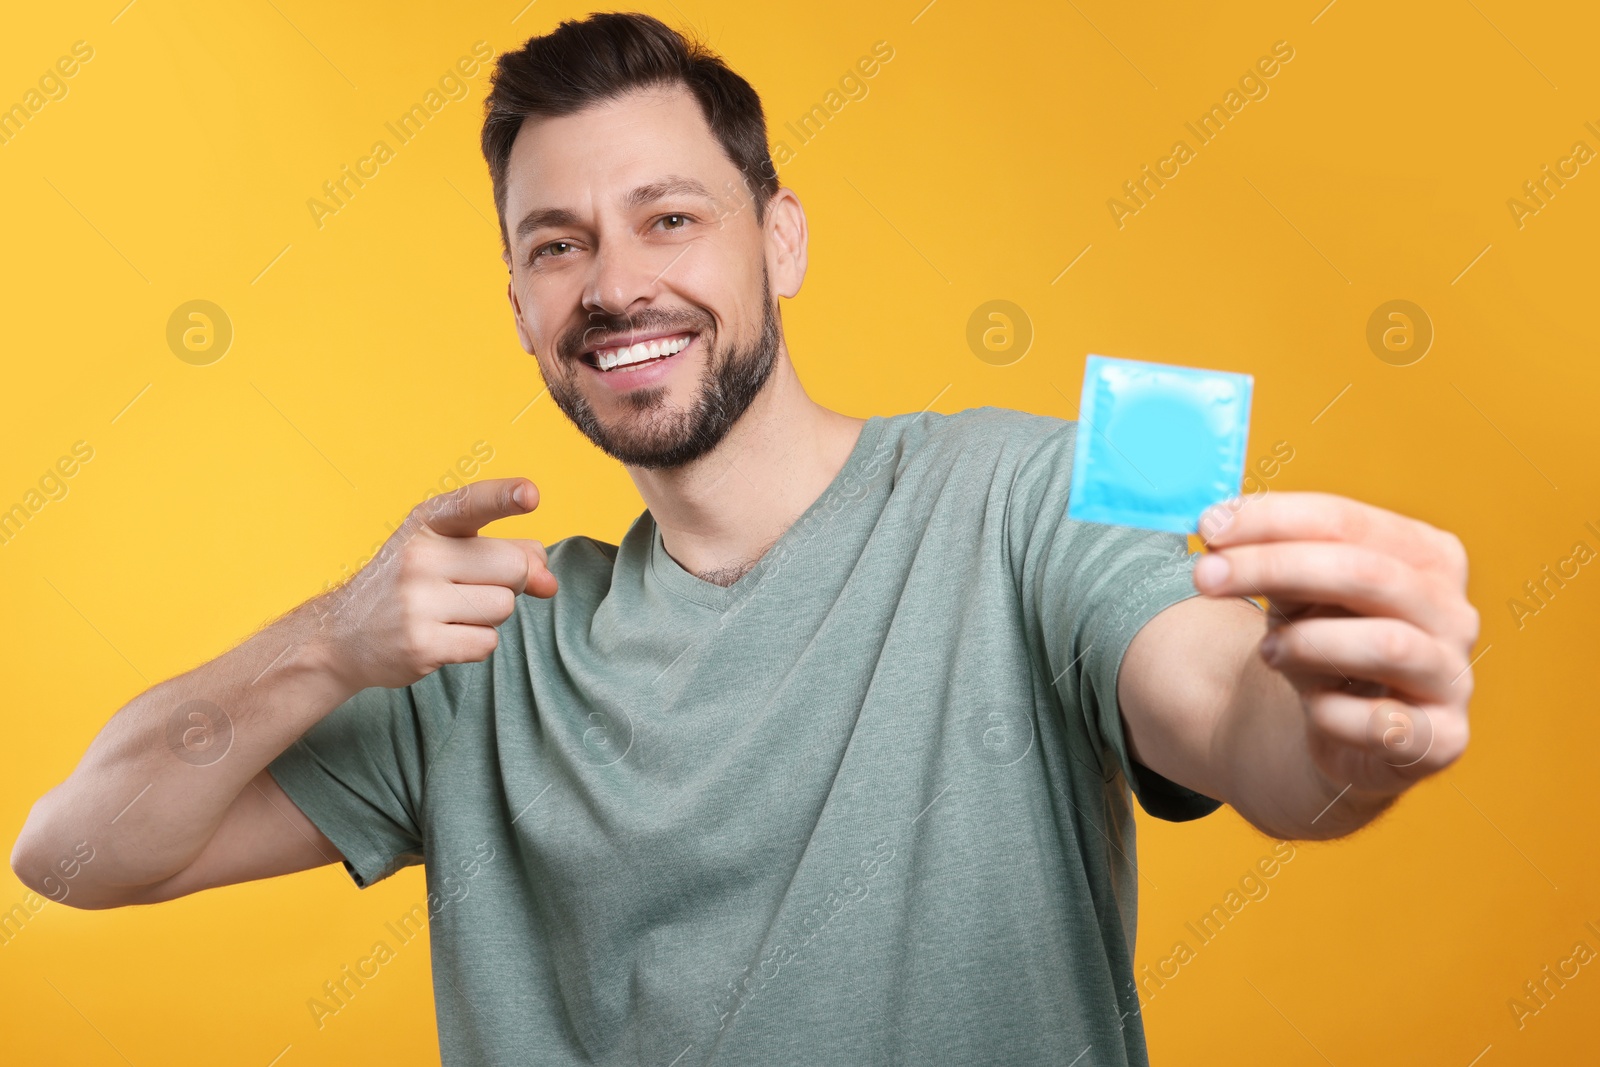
[884, 405, 1076, 475]
[544, 534, 618, 586]
[509, 534, 618, 612]
[545, 533, 618, 568]
[503, 533, 622, 646]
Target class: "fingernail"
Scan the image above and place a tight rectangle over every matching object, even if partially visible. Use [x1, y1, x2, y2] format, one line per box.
[1259, 632, 1281, 660]
[514, 483, 531, 509]
[1194, 554, 1231, 587]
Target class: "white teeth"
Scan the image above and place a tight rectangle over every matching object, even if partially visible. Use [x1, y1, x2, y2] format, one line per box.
[594, 334, 691, 370]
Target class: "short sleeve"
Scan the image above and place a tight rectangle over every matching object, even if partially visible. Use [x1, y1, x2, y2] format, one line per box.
[267, 664, 465, 888]
[1005, 420, 1225, 823]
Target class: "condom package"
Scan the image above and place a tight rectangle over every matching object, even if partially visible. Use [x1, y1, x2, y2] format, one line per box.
[1066, 354, 1253, 534]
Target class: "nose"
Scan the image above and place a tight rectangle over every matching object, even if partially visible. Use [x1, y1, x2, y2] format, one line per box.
[581, 241, 659, 321]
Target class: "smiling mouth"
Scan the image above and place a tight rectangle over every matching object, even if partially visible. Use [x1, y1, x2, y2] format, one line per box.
[580, 332, 697, 372]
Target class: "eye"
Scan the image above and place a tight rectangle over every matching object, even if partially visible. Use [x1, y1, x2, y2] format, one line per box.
[657, 213, 690, 231]
[530, 240, 575, 265]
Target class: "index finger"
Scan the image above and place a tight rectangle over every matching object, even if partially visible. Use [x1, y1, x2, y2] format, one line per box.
[1198, 491, 1464, 578]
[417, 478, 538, 538]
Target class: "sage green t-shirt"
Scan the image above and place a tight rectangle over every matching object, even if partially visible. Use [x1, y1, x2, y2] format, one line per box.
[268, 405, 1225, 1066]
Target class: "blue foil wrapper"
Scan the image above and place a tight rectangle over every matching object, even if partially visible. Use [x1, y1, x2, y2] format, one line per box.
[1066, 354, 1253, 534]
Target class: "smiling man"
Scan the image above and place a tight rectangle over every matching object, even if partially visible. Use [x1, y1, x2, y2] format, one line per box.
[12, 11, 1479, 1067]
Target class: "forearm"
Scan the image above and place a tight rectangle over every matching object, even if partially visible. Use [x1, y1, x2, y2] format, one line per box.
[1210, 648, 1398, 841]
[11, 596, 358, 905]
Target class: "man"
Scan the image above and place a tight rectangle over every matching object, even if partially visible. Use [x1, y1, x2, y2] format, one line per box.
[11, 12, 1478, 1066]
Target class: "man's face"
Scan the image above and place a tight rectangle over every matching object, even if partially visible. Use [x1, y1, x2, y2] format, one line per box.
[501, 84, 784, 470]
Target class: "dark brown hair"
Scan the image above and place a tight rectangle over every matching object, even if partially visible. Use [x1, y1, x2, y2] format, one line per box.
[480, 11, 780, 258]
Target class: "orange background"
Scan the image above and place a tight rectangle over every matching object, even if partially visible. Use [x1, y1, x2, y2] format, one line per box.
[2, 1, 1597, 1063]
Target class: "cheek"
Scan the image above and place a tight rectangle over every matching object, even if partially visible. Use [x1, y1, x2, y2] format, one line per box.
[519, 286, 571, 357]
[673, 250, 761, 329]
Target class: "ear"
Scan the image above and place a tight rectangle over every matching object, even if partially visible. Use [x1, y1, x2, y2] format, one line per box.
[764, 187, 808, 300]
[504, 261, 534, 354]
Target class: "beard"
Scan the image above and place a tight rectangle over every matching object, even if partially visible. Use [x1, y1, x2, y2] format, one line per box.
[539, 267, 781, 471]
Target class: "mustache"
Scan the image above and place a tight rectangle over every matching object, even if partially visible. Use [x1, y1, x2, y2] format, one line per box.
[561, 309, 713, 360]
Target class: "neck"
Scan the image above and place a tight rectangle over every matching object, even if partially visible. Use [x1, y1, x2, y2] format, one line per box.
[627, 354, 866, 584]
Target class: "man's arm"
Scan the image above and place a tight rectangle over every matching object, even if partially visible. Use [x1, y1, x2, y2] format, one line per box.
[115, 769, 346, 906]
[10, 604, 359, 909]
[10, 478, 555, 908]
[1116, 491, 1479, 842]
[1118, 595, 1395, 840]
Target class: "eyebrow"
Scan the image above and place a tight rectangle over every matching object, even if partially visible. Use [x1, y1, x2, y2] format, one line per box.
[513, 174, 717, 244]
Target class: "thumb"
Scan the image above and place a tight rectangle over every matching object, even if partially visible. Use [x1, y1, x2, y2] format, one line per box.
[506, 537, 559, 598]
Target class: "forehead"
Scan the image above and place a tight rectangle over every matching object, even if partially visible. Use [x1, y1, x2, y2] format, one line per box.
[503, 84, 739, 229]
